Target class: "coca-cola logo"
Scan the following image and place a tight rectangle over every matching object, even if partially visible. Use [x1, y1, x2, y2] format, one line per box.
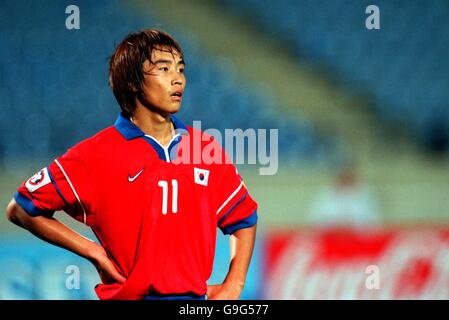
[265, 228, 449, 299]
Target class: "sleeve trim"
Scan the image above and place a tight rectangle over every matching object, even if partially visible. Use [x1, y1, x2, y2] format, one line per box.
[47, 166, 69, 206]
[216, 181, 244, 215]
[55, 159, 87, 224]
[14, 191, 54, 217]
[217, 192, 247, 226]
[220, 210, 258, 235]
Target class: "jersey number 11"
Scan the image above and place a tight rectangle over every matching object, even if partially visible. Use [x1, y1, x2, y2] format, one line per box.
[157, 179, 178, 215]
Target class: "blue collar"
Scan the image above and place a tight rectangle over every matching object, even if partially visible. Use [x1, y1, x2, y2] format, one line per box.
[114, 113, 188, 140]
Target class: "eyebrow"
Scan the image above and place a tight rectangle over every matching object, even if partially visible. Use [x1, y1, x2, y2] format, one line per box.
[153, 58, 185, 66]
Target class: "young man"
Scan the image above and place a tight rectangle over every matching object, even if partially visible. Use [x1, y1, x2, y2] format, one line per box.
[5, 29, 258, 300]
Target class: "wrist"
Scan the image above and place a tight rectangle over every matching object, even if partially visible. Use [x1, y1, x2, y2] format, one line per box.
[223, 278, 245, 290]
[83, 240, 105, 262]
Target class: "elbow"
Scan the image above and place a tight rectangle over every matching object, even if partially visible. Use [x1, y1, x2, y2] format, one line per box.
[6, 199, 21, 224]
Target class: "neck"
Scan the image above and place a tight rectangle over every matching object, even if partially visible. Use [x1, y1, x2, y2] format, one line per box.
[130, 104, 175, 148]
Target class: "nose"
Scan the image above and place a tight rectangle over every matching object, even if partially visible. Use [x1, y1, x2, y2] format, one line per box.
[171, 70, 184, 86]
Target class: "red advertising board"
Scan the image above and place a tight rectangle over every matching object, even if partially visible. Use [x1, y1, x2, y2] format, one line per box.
[264, 227, 449, 299]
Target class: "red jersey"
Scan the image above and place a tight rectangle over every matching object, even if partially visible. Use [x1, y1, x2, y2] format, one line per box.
[14, 113, 258, 300]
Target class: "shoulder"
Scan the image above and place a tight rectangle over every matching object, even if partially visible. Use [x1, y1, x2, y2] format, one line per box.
[184, 125, 232, 164]
[185, 126, 224, 150]
[62, 126, 122, 159]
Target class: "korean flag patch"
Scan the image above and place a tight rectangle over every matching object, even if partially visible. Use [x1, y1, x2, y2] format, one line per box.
[194, 167, 209, 186]
[26, 168, 51, 193]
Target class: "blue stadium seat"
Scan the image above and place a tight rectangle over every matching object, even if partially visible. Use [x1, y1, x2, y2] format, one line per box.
[220, 0, 449, 153]
[0, 0, 339, 167]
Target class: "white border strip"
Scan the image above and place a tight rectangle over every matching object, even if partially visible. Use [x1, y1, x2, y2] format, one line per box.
[216, 181, 244, 215]
[55, 159, 87, 224]
[145, 133, 181, 163]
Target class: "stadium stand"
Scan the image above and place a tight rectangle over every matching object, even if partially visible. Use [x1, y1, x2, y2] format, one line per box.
[221, 0, 449, 153]
[0, 0, 341, 172]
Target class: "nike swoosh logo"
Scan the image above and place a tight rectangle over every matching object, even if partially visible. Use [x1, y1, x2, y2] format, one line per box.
[128, 168, 145, 182]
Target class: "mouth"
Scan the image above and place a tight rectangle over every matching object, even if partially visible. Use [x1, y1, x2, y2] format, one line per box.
[170, 90, 183, 101]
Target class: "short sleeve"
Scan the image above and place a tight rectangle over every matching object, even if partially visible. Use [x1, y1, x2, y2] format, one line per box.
[14, 147, 97, 226]
[212, 161, 258, 235]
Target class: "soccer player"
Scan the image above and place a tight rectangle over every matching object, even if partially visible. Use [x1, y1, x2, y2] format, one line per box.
[5, 29, 258, 300]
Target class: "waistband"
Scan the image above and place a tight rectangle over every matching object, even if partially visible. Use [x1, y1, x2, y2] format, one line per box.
[143, 292, 206, 300]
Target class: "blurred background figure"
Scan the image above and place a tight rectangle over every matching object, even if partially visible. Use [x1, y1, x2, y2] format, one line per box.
[307, 162, 381, 228]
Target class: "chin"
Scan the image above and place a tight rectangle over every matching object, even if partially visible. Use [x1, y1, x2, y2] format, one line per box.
[167, 103, 181, 114]
[151, 105, 180, 116]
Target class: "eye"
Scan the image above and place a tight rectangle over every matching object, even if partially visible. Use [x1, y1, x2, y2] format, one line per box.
[159, 67, 169, 72]
[179, 67, 185, 74]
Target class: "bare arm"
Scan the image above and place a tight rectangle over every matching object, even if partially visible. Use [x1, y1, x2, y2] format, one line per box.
[207, 224, 257, 300]
[5, 198, 125, 284]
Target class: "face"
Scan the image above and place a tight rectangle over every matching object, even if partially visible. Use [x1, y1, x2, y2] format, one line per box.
[138, 46, 186, 115]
